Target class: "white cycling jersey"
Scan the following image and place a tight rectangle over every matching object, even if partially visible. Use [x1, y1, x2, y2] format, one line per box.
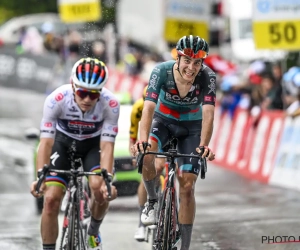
[40, 84, 120, 142]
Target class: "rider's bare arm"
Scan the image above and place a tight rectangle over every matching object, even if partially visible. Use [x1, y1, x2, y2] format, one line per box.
[100, 141, 115, 175]
[200, 104, 214, 146]
[36, 137, 54, 172]
[139, 100, 156, 142]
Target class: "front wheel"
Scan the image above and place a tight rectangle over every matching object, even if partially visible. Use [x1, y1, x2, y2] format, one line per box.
[155, 188, 173, 250]
[59, 199, 77, 250]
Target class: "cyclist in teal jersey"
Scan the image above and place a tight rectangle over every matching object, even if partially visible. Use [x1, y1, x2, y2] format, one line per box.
[132, 35, 216, 250]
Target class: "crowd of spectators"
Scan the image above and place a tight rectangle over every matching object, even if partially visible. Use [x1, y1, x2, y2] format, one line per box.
[13, 22, 300, 118]
[206, 55, 300, 121]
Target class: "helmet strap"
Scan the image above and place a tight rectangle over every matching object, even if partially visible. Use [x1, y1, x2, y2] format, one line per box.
[176, 56, 184, 79]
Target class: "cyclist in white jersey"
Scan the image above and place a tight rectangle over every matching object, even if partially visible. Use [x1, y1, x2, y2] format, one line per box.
[30, 58, 119, 250]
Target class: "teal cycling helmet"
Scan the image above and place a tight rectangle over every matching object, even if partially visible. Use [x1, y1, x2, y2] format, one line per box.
[71, 57, 109, 90]
[176, 35, 209, 59]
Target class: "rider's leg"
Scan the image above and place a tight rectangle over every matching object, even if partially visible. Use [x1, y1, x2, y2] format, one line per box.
[141, 117, 170, 225]
[134, 181, 147, 240]
[140, 138, 158, 225]
[41, 185, 65, 249]
[88, 175, 108, 235]
[83, 146, 107, 237]
[41, 138, 69, 250]
[177, 173, 197, 250]
[155, 157, 166, 176]
[142, 137, 158, 198]
[176, 120, 202, 250]
[138, 181, 147, 224]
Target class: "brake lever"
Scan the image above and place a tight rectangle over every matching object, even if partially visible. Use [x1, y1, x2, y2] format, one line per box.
[136, 152, 145, 174]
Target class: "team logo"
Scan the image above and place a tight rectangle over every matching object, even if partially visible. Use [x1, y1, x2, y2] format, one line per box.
[55, 93, 64, 101]
[149, 74, 158, 90]
[44, 122, 52, 127]
[208, 79, 216, 94]
[109, 100, 118, 108]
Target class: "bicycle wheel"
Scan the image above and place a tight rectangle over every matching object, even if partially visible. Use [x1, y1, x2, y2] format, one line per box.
[67, 203, 76, 250]
[155, 188, 173, 250]
[59, 201, 76, 250]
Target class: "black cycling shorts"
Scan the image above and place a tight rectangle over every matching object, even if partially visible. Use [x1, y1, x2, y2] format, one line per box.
[149, 113, 202, 176]
[45, 131, 101, 190]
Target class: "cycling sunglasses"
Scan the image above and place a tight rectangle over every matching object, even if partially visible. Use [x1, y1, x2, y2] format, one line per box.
[74, 86, 101, 100]
[178, 48, 207, 59]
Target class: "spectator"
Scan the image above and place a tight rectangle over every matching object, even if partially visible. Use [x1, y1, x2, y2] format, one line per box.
[22, 26, 44, 55]
[282, 66, 300, 108]
[260, 74, 284, 110]
[91, 40, 107, 62]
[286, 89, 300, 118]
[65, 29, 82, 58]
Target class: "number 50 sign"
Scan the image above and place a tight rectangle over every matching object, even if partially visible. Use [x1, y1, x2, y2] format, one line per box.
[253, 0, 300, 50]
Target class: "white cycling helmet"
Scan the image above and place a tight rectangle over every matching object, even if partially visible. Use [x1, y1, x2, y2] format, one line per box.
[71, 57, 109, 90]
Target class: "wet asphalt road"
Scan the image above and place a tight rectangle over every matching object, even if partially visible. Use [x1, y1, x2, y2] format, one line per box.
[1, 86, 300, 250]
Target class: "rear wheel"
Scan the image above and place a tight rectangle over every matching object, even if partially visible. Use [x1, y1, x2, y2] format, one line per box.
[67, 204, 76, 250]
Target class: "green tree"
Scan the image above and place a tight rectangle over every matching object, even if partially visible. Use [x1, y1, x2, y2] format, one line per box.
[0, 0, 57, 24]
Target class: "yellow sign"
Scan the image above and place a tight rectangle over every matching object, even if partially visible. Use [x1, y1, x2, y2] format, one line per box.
[59, 1, 101, 23]
[164, 18, 208, 43]
[253, 20, 300, 50]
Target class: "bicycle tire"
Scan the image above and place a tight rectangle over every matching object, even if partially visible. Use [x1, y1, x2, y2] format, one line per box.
[67, 203, 76, 250]
[161, 188, 172, 250]
[59, 201, 70, 250]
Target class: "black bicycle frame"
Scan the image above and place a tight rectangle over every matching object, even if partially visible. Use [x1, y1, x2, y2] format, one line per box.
[36, 165, 112, 250]
[62, 173, 87, 250]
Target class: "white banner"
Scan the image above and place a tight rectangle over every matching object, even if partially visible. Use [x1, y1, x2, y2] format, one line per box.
[253, 0, 300, 21]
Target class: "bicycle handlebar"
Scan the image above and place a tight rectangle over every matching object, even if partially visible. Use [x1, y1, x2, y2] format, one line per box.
[136, 149, 207, 179]
[35, 164, 112, 198]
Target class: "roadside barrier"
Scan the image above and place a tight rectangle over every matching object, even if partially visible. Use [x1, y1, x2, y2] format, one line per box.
[0, 48, 146, 101]
[210, 106, 300, 190]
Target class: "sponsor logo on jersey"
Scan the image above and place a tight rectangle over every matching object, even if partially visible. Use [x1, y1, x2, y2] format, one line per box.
[112, 107, 119, 114]
[204, 96, 212, 102]
[69, 106, 78, 112]
[104, 125, 118, 133]
[44, 122, 53, 127]
[208, 79, 216, 94]
[41, 130, 54, 134]
[66, 114, 80, 118]
[153, 127, 158, 132]
[102, 133, 116, 138]
[149, 74, 159, 90]
[165, 92, 198, 104]
[153, 67, 160, 73]
[48, 90, 68, 109]
[55, 93, 64, 101]
[109, 100, 118, 108]
[68, 121, 95, 130]
[102, 93, 111, 101]
[151, 93, 158, 99]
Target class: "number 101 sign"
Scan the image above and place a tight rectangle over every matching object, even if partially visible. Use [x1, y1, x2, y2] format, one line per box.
[253, 0, 300, 50]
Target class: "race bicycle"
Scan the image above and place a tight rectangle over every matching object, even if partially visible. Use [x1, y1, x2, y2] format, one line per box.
[137, 138, 207, 250]
[35, 163, 112, 250]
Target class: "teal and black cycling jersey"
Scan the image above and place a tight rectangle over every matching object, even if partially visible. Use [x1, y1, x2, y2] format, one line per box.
[145, 60, 216, 121]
